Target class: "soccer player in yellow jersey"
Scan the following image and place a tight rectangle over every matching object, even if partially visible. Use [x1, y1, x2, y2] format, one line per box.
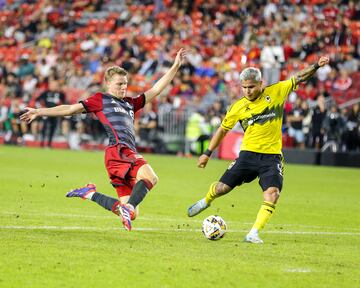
[187, 56, 329, 244]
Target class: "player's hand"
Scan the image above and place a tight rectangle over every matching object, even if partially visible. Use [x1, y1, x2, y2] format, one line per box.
[197, 154, 210, 168]
[318, 56, 329, 67]
[174, 48, 187, 68]
[20, 107, 39, 123]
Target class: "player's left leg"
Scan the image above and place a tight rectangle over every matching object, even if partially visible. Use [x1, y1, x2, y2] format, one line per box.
[187, 182, 233, 217]
[66, 183, 137, 219]
[188, 152, 255, 217]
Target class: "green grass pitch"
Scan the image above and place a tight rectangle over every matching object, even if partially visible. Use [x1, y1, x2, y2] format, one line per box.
[0, 145, 359, 288]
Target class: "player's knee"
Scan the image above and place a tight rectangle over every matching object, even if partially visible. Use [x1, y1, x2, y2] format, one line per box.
[150, 174, 159, 186]
[215, 182, 232, 195]
[142, 175, 158, 189]
[264, 187, 280, 203]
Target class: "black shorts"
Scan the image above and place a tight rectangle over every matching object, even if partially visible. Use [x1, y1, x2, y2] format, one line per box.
[219, 151, 284, 191]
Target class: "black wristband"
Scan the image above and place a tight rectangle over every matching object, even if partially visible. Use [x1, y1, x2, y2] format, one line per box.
[313, 63, 320, 70]
[203, 149, 213, 157]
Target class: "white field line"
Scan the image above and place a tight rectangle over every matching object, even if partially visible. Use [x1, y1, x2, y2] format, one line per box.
[284, 268, 312, 273]
[2, 211, 360, 232]
[0, 225, 360, 235]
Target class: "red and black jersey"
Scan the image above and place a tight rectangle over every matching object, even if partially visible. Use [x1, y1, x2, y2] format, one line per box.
[80, 92, 145, 150]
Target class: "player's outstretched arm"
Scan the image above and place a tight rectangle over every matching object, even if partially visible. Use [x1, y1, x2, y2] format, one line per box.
[293, 56, 329, 85]
[197, 127, 228, 168]
[144, 48, 187, 104]
[20, 103, 85, 124]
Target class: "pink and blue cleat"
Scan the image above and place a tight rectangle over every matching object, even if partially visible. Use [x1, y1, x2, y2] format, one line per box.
[66, 183, 96, 199]
[117, 204, 135, 231]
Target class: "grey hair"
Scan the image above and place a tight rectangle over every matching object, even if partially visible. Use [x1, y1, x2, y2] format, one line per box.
[239, 67, 262, 82]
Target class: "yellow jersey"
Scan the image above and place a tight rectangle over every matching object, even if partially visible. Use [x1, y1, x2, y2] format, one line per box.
[221, 77, 297, 154]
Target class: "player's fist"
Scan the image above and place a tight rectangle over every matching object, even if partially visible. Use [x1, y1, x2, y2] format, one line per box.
[197, 154, 210, 168]
[318, 56, 329, 67]
[174, 48, 187, 68]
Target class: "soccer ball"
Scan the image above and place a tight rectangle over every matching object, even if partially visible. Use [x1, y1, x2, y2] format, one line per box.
[202, 215, 227, 240]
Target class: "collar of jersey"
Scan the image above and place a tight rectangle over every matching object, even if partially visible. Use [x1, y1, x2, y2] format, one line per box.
[245, 92, 262, 103]
[105, 93, 125, 102]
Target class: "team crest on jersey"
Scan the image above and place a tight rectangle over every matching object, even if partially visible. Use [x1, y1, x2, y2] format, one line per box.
[265, 96, 271, 103]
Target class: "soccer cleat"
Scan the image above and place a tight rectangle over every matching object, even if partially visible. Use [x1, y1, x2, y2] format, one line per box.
[187, 198, 209, 217]
[114, 203, 136, 220]
[118, 204, 134, 231]
[66, 183, 96, 199]
[244, 233, 264, 244]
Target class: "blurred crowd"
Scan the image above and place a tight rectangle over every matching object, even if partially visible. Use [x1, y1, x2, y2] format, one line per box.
[0, 0, 359, 152]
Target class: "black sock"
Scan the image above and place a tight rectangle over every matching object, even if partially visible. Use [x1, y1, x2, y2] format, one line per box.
[91, 192, 119, 212]
[128, 180, 151, 208]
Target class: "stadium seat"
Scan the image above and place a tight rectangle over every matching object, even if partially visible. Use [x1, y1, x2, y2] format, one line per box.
[282, 133, 295, 148]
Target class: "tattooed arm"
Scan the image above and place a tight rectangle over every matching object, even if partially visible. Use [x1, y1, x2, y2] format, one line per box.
[293, 56, 330, 85]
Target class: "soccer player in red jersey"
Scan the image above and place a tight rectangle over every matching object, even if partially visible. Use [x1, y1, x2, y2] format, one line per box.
[20, 49, 187, 231]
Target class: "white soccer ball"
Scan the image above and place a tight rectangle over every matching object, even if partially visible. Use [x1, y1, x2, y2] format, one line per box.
[202, 215, 227, 240]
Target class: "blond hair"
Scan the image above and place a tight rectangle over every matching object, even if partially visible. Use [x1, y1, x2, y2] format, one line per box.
[104, 66, 128, 82]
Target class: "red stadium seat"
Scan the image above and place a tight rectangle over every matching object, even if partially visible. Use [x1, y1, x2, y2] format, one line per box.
[282, 133, 295, 148]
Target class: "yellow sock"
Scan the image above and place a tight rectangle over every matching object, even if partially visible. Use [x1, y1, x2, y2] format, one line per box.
[252, 201, 276, 231]
[205, 182, 218, 205]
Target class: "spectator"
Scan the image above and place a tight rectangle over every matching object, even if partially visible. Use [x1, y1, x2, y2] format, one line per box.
[260, 38, 284, 85]
[343, 103, 360, 151]
[8, 99, 27, 144]
[200, 82, 217, 112]
[301, 100, 311, 147]
[136, 102, 158, 149]
[5, 73, 22, 98]
[339, 54, 359, 73]
[17, 55, 35, 79]
[322, 105, 345, 152]
[333, 69, 352, 91]
[36, 79, 66, 147]
[0, 97, 10, 135]
[287, 97, 306, 149]
[310, 95, 327, 150]
[22, 74, 38, 103]
[185, 110, 211, 156]
[316, 64, 332, 82]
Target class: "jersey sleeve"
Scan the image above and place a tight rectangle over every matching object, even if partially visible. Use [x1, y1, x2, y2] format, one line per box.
[277, 76, 298, 101]
[80, 92, 103, 113]
[128, 93, 145, 112]
[221, 104, 239, 131]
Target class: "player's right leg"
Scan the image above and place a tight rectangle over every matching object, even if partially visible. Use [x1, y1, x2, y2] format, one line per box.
[189, 155, 251, 218]
[116, 163, 158, 231]
[187, 182, 232, 217]
[245, 154, 283, 244]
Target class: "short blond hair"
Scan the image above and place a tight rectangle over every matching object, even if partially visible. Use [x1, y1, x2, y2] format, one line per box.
[104, 66, 128, 82]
